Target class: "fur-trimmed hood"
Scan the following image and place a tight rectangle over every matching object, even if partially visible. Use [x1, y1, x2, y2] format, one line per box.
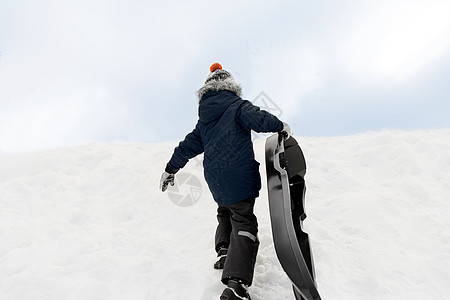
[197, 72, 242, 101]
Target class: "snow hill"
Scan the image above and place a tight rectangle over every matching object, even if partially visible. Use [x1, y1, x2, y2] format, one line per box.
[1, 130, 449, 300]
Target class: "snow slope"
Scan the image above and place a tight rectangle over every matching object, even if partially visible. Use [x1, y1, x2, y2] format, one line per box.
[1, 130, 449, 300]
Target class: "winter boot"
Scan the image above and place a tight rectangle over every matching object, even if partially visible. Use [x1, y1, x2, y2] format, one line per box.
[220, 279, 251, 300]
[214, 246, 228, 269]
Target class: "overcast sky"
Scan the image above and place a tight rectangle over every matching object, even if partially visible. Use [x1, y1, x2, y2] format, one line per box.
[1, 0, 450, 153]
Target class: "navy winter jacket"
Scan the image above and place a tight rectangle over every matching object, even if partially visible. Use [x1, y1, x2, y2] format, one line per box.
[167, 90, 283, 205]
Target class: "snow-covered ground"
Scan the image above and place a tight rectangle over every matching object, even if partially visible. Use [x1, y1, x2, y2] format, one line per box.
[1, 130, 449, 300]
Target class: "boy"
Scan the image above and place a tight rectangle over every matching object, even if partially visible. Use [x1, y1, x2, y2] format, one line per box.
[160, 63, 291, 300]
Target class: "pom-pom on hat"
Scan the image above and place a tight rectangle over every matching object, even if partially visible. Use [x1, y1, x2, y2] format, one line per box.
[210, 62, 222, 72]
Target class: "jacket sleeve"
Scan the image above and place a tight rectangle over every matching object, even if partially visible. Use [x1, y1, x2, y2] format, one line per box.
[167, 122, 204, 173]
[237, 100, 284, 133]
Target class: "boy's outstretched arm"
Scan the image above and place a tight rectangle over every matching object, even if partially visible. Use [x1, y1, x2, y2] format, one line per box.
[160, 122, 204, 192]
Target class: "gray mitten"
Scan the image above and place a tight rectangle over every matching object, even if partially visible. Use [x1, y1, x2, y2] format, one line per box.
[281, 122, 292, 139]
[160, 171, 175, 192]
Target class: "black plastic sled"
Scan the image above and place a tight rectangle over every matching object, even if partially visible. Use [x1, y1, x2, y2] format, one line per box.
[265, 134, 321, 300]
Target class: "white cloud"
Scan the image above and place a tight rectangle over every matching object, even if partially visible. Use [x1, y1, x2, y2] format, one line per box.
[343, 1, 450, 84]
[1, 0, 449, 152]
[0, 84, 135, 153]
[376, 1, 450, 81]
[247, 42, 323, 121]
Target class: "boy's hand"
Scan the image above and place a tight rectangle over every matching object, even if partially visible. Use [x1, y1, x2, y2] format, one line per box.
[281, 122, 292, 139]
[160, 171, 175, 192]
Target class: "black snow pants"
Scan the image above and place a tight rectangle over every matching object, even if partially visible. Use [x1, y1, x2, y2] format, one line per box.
[215, 197, 260, 286]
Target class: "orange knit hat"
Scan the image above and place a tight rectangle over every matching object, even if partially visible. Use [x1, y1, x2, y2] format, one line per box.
[204, 62, 232, 84]
[198, 62, 242, 99]
[210, 62, 222, 72]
